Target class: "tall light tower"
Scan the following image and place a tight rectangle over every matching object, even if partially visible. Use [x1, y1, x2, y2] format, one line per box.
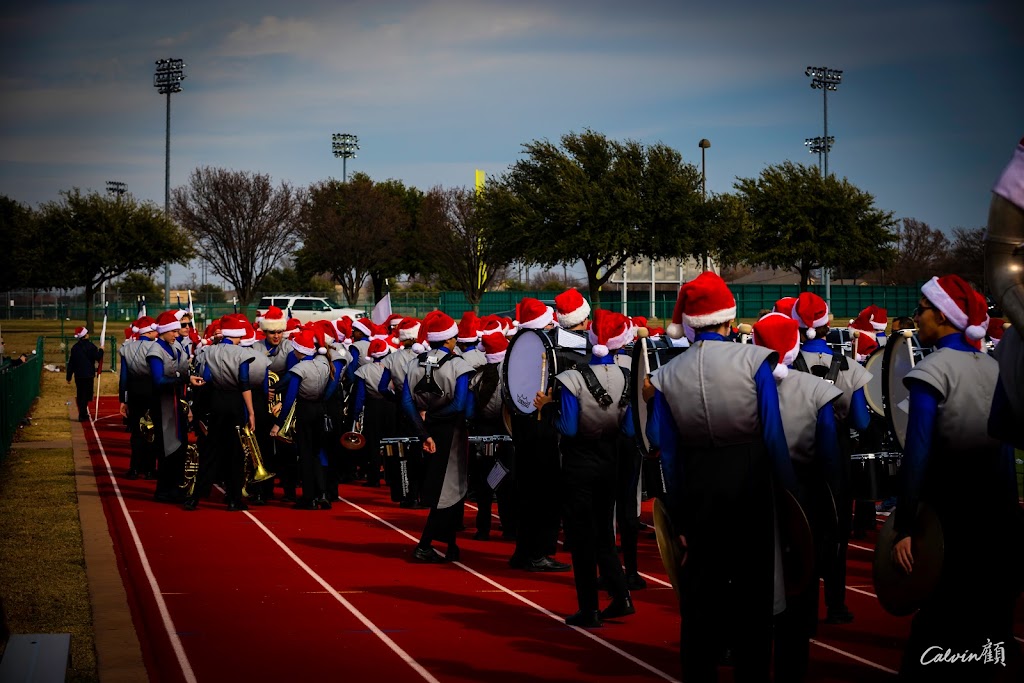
[803, 136, 834, 175]
[106, 180, 127, 198]
[154, 58, 186, 306]
[698, 138, 711, 271]
[805, 65, 842, 305]
[332, 133, 359, 182]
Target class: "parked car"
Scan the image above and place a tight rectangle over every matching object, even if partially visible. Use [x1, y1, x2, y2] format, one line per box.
[256, 296, 364, 325]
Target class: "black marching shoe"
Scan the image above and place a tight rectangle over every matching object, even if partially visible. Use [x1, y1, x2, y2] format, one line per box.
[625, 572, 647, 590]
[315, 497, 333, 510]
[444, 545, 460, 563]
[124, 469, 139, 480]
[473, 529, 490, 541]
[292, 499, 318, 510]
[825, 606, 854, 625]
[399, 499, 427, 510]
[226, 499, 249, 512]
[182, 496, 199, 511]
[411, 546, 445, 564]
[565, 610, 602, 628]
[144, 470, 157, 480]
[249, 494, 267, 506]
[600, 595, 636, 620]
[528, 556, 571, 572]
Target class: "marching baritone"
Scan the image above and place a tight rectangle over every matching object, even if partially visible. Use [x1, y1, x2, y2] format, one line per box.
[646, 272, 797, 681]
[534, 309, 637, 628]
[118, 316, 159, 479]
[271, 329, 333, 510]
[402, 312, 476, 563]
[893, 275, 1021, 681]
[148, 311, 202, 503]
[183, 316, 256, 511]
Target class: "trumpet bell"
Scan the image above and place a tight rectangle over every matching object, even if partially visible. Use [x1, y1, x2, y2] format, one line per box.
[340, 432, 366, 450]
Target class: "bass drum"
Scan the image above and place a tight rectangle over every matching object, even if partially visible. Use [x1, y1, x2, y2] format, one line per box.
[882, 330, 917, 450]
[862, 346, 885, 418]
[501, 328, 591, 416]
[629, 337, 686, 459]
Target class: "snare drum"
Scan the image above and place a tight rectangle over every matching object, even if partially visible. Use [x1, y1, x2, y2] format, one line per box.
[468, 434, 512, 458]
[629, 337, 686, 459]
[380, 436, 418, 460]
[502, 328, 591, 415]
[850, 452, 901, 500]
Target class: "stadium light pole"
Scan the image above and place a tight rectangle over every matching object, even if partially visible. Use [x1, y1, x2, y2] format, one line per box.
[803, 136, 834, 175]
[806, 65, 842, 305]
[106, 180, 127, 198]
[698, 139, 711, 271]
[154, 58, 186, 306]
[332, 133, 359, 182]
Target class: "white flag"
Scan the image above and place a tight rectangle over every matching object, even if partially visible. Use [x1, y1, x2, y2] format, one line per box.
[371, 293, 392, 325]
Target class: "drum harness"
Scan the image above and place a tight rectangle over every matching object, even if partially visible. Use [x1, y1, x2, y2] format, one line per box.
[792, 352, 846, 385]
[577, 365, 631, 409]
[414, 351, 457, 397]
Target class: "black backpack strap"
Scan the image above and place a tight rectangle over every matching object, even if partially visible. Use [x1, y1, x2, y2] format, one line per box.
[618, 366, 631, 408]
[414, 351, 455, 396]
[579, 366, 613, 408]
[792, 352, 811, 375]
[824, 354, 846, 384]
[475, 364, 500, 409]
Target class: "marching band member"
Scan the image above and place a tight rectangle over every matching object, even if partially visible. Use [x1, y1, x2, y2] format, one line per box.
[646, 272, 796, 680]
[271, 328, 333, 510]
[183, 316, 256, 512]
[752, 312, 843, 682]
[118, 316, 158, 479]
[894, 275, 1020, 680]
[240, 320, 272, 505]
[507, 298, 571, 573]
[402, 312, 476, 563]
[148, 310, 200, 504]
[319, 320, 352, 499]
[848, 308, 880, 363]
[788, 291, 870, 625]
[257, 306, 297, 502]
[66, 326, 103, 422]
[348, 318, 374, 380]
[353, 338, 394, 489]
[380, 317, 427, 507]
[535, 309, 636, 628]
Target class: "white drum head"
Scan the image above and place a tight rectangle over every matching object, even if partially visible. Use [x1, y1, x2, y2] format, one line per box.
[505, 330, 548, 415]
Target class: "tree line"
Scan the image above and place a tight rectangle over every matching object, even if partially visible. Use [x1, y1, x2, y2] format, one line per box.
[2, 128, 982, 330]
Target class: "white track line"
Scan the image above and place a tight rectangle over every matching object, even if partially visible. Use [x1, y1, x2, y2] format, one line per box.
[809, 639, 898, 674]
[89, 421, 198, 683]
[342, 496, 681, 683]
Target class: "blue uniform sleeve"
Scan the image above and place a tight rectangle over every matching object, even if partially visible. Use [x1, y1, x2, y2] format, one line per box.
[353, 378, 366, 417]
[815, 404, 841, 491]
[238, 360, 250, 387]
[554, 388, 579, 436]
[651, 390, 684, 526]
[434, 373, 471, 417]
[848, 388, 870, 431]
[895, 379, 941, 537]
[148, 356, 177, 388]
[621, 404, 635, 438]
[755, 361, 797, 492]
[323, 360, 343, 400]
[401, 378, 429, 439]
[378, 368, 394, 397]
[276, 374, 300, 429]
[347, 349, 360, 382]
[118, 357, 128, 402]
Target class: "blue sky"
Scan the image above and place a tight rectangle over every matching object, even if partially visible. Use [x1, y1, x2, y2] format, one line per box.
[2, 0, 1022, 287]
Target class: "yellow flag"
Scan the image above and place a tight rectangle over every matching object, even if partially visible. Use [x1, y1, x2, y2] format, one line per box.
[475, 169, 485, 195]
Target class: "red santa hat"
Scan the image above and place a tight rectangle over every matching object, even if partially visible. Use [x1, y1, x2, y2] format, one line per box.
[554, 288, 591, 328]
[588, 309, 633, 358]
[480, 328, 509, 363]
[479, 316, 504, 338]
[631, 315, 648, 331]
[155, 311, 181, 334]
[284, 317, 301, 338]
[397, 317, 421, 342]
[790, 292, 829, 339]
[290, 329, 322, 357]
[239, 321, 257, 347]
[73, 326, 88, 339]
[204, 319, 222, 339]
[848, 310, 879, 360]
[868, 305, 888, 331]
[424, 311, 458, 342]
[752, 312, 800, 379]
[773, 296, 798, 315]
[988, 318, 1007, 344]
[502, 317, 516, 338]
[457, 311, 479, 344]
[387, 334, 401, 352]
[920, 274, 989, 340]
[312, 320, 337, 346]
[220, 314, 246, 338]
[385, 313, 404, 329]
[334, 317, 353, 342]
[517, 297, 553, 330]
[993, 136, 1024, 210]
[259, 306, 287, 333]
[351, 318, 374, 339]
[666, 272, 736, 339]
[366, 338, 390, 361]
[134, 316, 157, 334]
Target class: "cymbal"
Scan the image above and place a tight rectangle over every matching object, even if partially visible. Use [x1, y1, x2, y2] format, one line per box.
[652, 498, 684, 604]
[873, 503, 944, 616]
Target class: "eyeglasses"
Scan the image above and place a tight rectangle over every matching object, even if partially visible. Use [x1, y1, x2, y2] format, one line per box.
[913, 304, 935, 317]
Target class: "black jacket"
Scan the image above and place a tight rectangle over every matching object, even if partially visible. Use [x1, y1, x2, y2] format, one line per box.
[67, 339, 103, 381]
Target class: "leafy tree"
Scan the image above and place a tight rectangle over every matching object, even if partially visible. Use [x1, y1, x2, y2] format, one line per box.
[172, 167, 306, 305]
[195, 283, 226, 303]
[485, 130, 703, 304]
[35, 189, 193, 328]
[887, 218, 950, 284]
[297, 174, 410, 305]
[417, 186, 513, 311]
[944, 227, 985, 290]
[111, 272, 162, 299]
[370, 179, 427, 302]
[0, 196, 40, 290]
[734, 162, 896, 290]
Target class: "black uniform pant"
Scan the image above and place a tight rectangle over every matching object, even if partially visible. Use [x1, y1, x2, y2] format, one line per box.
[823, 449, 852, 614]
[192, 389, 246, 504]
[153, 393, 186, 500]
[470, 437, 516, 535]
[613, 435, 641, 575]
[126, 389, 157, 474]
[418, 418, 464, 549]
[74, 376, 94, 419]
[511, 414, 561, 561]
[296, 401, 327, 502]
[561, 435, 627, 613]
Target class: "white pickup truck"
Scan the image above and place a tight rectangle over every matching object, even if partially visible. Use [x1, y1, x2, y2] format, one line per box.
[257, 296, 365, 325]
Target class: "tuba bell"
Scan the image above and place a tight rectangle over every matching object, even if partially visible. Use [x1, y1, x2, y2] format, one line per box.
[139, 410, 155, 443]
[238, 425, 275, 495]
[340, 404, 366, 450]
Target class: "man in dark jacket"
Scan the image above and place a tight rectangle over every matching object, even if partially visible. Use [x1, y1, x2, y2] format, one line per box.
[66, 326, 103, 421]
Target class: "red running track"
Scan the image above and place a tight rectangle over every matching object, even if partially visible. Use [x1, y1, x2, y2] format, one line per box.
[80, 397, 1023, 682]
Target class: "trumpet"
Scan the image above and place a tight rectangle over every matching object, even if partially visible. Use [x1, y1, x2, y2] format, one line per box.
[238, 425, 275, 495]
[181, 443, 200, 497]
[139, 410, 155, 443]
[274, 401, 297, 444]
[267, 371, 282, 416]
[341, 405, 366, 450]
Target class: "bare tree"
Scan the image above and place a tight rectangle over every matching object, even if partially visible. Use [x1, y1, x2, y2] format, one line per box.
[944, 226, 986, 290]
[886, 218, 950, 284]
[172, 167, 305, 304]
[297, 175, 408, 305]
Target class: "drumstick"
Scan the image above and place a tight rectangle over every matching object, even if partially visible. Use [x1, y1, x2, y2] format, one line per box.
[537, 352, 548, 421]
